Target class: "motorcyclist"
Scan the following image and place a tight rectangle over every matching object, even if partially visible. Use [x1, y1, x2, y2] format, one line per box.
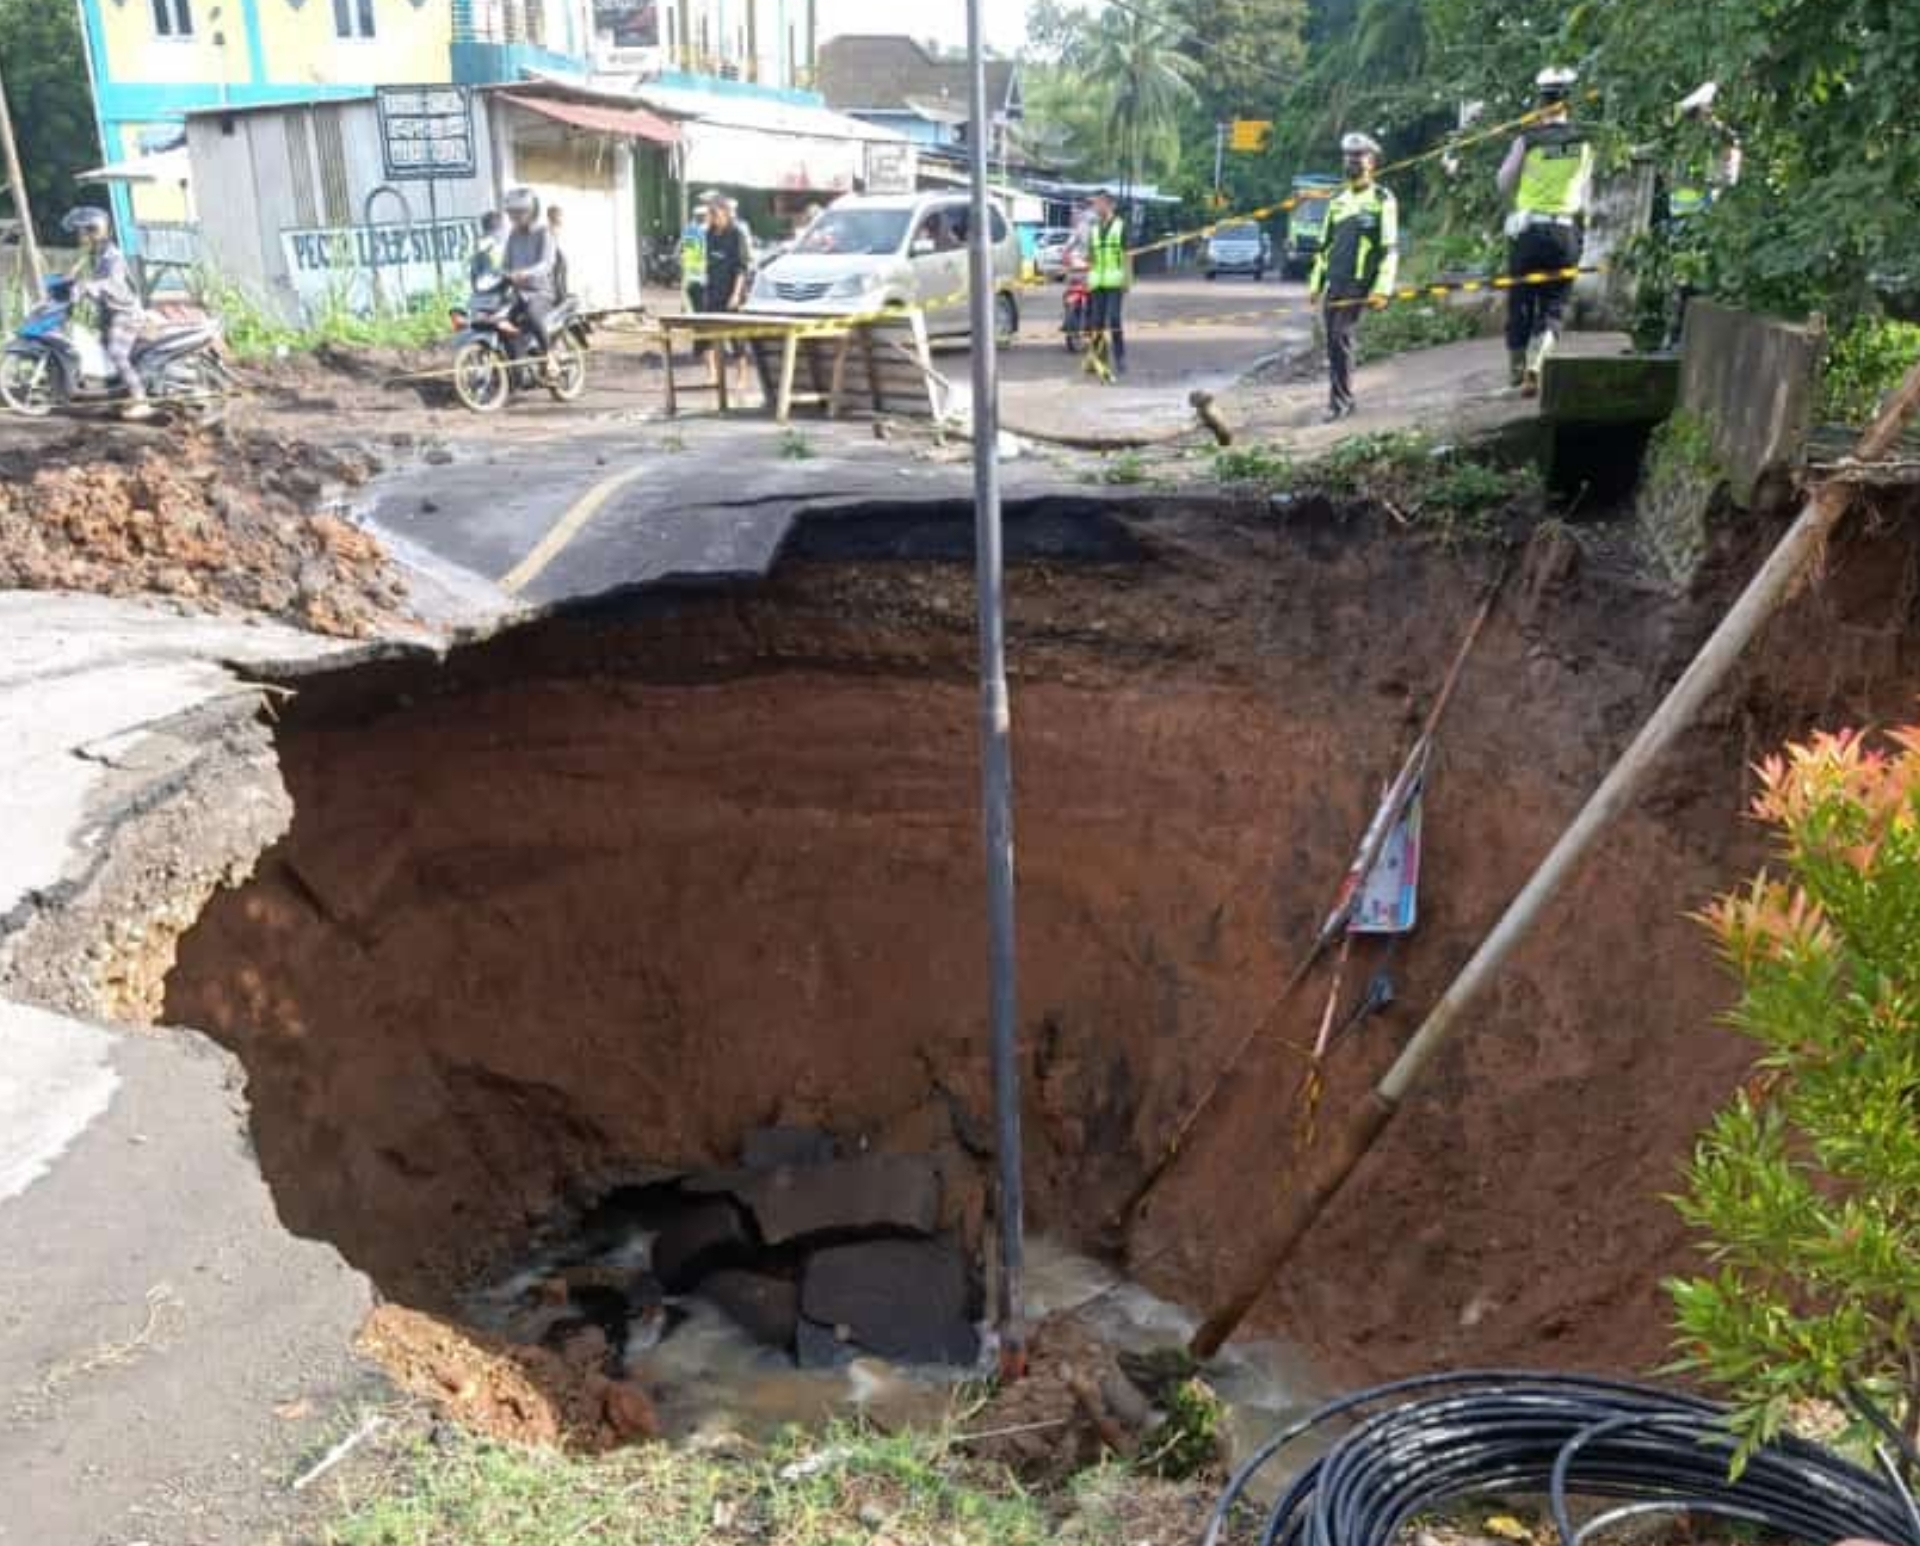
[469, 210, 509, 318]
[501, 186, 558, 359]
[62, 206, 150, 420]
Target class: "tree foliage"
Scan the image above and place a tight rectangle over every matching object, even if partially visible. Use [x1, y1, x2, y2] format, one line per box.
[0, 0, 100, 246]
[1670, 727, 1920, 1462]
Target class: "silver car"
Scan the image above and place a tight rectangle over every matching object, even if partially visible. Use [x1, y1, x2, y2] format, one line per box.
[745, 192, 1023, 341]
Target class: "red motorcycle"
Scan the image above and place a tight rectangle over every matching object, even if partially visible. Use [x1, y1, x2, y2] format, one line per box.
[1061, 258, 1091, 352]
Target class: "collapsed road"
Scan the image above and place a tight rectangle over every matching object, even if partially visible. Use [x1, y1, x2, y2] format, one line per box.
[5, 376, 1920, 1539]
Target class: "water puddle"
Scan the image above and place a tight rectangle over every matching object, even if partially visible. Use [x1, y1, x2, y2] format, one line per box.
[462, 1214, 1326, 1464]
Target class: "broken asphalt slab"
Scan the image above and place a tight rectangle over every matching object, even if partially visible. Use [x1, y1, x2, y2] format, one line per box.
[0, 1000, 377, 1546]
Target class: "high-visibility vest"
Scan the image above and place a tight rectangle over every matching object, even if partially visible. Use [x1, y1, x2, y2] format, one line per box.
[1512, 123, 1594, 219]
[1087, 218, 1128, 291]
[1309, 182, 1399, 299]
[680, 223, 707, 284]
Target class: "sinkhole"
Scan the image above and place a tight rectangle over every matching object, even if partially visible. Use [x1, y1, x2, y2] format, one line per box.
[153, 492, 1839, 1437]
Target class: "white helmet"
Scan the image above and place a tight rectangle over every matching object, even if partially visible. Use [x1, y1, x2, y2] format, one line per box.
[502, 186, 541, 220]
[1340, 132, 1382, 157]
[1536, 66, 1579, 102]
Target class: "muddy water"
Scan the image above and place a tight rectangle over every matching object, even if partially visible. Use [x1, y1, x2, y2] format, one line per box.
[462, 1229, 1325, 1455]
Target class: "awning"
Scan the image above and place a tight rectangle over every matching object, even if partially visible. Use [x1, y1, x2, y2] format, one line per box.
[500, 93, 678, 146]
[77, 147, 192, 185]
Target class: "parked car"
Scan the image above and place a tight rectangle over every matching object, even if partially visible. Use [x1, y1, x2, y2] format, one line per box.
[745, 192, 1024, 341]
[1204, 219, 1271, 280]
[1035, 227, 1075, 280]
[1282, 174, 1343, 279]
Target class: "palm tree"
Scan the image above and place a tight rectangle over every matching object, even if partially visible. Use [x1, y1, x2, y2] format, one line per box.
[1084, 1, 1202, 198]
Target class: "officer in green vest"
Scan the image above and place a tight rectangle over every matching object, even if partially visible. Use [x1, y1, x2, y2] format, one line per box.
[680, 197, 710, 315]
[1309, 132, 1399, 422]
[1085, 188, 1130, 376]
[1497, 66, 1594, 394]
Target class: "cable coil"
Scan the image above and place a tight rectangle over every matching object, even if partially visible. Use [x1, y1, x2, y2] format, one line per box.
[1204, 1372, 1920, 1546]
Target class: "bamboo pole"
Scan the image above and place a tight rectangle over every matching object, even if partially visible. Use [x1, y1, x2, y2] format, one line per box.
[0, 55, 44, 291]
[1189, 358, 1920, 1360]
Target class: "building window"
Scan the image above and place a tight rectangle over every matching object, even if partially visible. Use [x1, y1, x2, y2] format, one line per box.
[333, 0, 377, 39]
[151, 0, 194, 37]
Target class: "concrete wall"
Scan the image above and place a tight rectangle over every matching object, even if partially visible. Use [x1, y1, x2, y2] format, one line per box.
[1679, 300, 1826, 504]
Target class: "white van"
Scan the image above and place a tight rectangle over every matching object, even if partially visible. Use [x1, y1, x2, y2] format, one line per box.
[745, 192, 1024, 341]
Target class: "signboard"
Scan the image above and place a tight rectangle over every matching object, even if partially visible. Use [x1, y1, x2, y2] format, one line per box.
[865, 142, 916, 195]
[282, 218, 478, 318]
[1350, 786, 1423, 934]
[1228, 118, 1272, 152]
[375, 85, 477, 182]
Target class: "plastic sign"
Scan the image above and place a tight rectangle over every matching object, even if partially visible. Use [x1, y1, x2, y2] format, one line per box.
[1229, 119, 1273, 153]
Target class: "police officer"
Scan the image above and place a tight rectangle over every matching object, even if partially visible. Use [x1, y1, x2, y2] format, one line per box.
[681, 197, 710, 314]
[1309, 132, 1398, 422]
[1497, 66, 1593, 394]
[1084, 188, 1130, 377]
[62, 206, 150, 419]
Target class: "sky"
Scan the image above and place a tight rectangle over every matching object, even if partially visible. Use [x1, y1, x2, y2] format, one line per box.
[816, 0, 1035, 56]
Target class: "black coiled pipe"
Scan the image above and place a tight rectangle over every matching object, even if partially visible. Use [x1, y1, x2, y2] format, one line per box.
[1202, 1372, 1918, 1546]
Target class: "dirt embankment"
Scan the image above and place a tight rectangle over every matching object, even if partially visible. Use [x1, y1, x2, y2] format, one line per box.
[0, 428, 407, 637]
[162, 492, 1920, 1383]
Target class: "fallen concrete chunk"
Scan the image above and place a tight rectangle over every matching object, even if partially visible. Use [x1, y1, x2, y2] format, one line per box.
[688, 1155, 941, 1246]
[702, 1268, 801, 1349]
[800, 1239, 978, 1365]
[650, 1196, 751, 1291]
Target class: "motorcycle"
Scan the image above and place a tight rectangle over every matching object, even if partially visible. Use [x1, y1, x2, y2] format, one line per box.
[447, 276, 592, 414]
[1061, 264, 1092, 352]
[1, 276, 233, 422]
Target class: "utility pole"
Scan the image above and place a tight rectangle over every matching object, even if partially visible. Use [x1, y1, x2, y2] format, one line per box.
[0, 54, 45, 290]
[1213, 120, 1227, 205]
[963, 0, 1025, 1381]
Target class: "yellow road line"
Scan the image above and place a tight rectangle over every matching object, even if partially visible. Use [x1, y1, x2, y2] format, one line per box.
[498, 462, 647, 595]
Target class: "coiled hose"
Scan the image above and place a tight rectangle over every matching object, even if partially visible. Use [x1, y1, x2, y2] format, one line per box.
[1203, 1372, 1920, 1546]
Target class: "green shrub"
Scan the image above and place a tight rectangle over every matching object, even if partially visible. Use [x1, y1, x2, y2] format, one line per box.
[1669, 725, 1920, 1464]
[1213, 442, 1295, 486]
[1355, 299, 1479, 365]
[195, 268, 463, 361]
[1818, 315, 1920, 426]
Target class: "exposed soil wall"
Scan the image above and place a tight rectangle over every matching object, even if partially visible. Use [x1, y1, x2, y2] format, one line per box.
[164, 493, 1920, 1382]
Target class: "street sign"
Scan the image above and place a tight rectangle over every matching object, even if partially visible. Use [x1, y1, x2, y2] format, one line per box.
[1228, 118, 1272, 153]
[375, 85, 477, 182]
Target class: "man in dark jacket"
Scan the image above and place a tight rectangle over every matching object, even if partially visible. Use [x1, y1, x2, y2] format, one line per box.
[501, 185, 558, 356]
[701, 195, 753, 392]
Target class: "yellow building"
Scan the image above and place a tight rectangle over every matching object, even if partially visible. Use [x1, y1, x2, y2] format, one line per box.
[79, 0, 595, 241]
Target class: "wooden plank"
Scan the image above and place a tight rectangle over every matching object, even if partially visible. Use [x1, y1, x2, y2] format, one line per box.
[827, 333, 853, 420]
[776, 332, 799, 424]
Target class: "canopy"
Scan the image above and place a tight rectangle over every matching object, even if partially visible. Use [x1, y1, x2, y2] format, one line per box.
[499, 93, 679, 146]
[77, 147, 192, 185]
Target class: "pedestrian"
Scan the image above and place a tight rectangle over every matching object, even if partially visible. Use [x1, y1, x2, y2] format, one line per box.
[60, 206, 149, 419]
[471, 210, 506, 289]
[546, 203, 572, 300]
[1496, 66, 1594, 394]
[680, 198, 710, 314]
[1309, 132, 1398, 422]
[1083, 188, 1130, 377]
[702, 194, 754, 394]
[501, 185, 559, 360]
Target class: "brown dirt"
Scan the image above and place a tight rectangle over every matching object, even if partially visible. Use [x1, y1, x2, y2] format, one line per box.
[358, 1304, 659, 1449]
[162, 490, 1920, 1388]
[0, 427, 408, 637]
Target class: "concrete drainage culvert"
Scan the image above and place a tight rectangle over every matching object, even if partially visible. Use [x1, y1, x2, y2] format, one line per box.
[149, 492, 1911, 1450]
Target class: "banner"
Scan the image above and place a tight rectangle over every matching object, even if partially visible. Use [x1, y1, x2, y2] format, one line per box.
[281, 218, 477, 317]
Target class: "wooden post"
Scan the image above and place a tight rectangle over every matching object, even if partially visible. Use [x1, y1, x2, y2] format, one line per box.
[1188, 357, 1920, 1361]
[0, 56, 45, 291]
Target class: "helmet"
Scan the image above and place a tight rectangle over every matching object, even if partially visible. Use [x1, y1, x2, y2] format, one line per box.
[61, 206, 112, 240]
[1340, 132, 1382, 157]
[502, 186, 540, 219]
[1535, 66, 1579, 102]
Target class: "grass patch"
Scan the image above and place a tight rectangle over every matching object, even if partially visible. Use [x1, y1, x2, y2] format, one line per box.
[1355, 299, 1478, 365]
[1212, 442, 1295, 487]
[322, 1421, 1063, 1546]
[1303, 429, 1541, 542]
[779, 428, 816, 461]
[196, 270, 463, 361]
[1096, 450, 1150, 485]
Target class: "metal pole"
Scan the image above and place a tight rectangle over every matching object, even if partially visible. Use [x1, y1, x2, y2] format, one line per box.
[1188, 357, 1920, 1361]
[1214, 121, 1226, 203]
[964, 0, 1025, 1380]
[0, 56, 45, 291]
